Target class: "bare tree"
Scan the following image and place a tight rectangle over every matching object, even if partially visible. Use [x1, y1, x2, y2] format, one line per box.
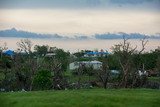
[46, 57, 67, 90]
[156, 57, 160, 76]
[139, 37, 148, 54]
[0, 42, 8, 59]
[0, 42, 9, 82]
[96, 59, 110, 89]
[155, 47, 160, 76]
[131, 37, 148, 87]
[76, 63, 85, 89]
[17, 39, 33, 54]
[112, 36, 136, 87]
[112, 36, 148, 88]
[16, 39, 38, 91]
[12, 51, 38, 91]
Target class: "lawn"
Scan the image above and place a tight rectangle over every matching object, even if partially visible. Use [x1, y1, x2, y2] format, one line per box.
[0, 89, 160, 107]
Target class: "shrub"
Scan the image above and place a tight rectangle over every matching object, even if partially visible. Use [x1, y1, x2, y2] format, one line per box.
[33, 69, 52, 90]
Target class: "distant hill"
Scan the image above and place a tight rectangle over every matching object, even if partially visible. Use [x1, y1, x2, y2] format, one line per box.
[0, 28, 159, 40]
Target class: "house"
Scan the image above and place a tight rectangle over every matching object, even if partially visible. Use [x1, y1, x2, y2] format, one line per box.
[3, 50, 14, 58]
[69, 60, 102, 70]
[84, 50, 109, 57]
[45, 52, 56, 57]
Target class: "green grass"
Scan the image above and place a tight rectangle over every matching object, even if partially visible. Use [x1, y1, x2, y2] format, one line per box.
[68, 75, 96, 83]
[65, 70, 96, 83]
[0, 89, 160, 107]
[148, 77, 160, 82]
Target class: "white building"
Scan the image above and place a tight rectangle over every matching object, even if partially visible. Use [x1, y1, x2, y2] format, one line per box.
[69, 60, 102, 70]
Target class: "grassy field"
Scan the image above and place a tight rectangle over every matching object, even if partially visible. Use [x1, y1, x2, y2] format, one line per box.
[0, 89, 160, 107]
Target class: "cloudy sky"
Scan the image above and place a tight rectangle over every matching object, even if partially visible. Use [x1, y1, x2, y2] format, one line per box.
[0, 0, 160, 35]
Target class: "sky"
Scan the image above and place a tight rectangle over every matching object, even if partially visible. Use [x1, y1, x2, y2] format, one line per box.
[0, 0, 160, 36]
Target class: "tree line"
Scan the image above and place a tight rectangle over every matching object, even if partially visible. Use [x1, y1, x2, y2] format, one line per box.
[0, 37, 160, 91]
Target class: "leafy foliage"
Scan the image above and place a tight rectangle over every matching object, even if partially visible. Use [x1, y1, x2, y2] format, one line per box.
[33, 70, 52, 90]
[34, 45, 49, 56]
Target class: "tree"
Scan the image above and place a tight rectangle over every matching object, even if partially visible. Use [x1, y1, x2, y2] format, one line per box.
[112, 36, 148, 88]
[52, 60, 67, 90]
[112, 36, 136, 87]
[34, 45, 49, 56]
[54, 48, 70, 71]
[107, 54, 120, 70]
[43, 57, 67, 90]
[12, 50, 39, 91]
[96, 58, 110, 89]
[16, 39, 38, 91]
[156, 57, 160, 75]
[131, 38, 148, 87]
[155, 47, 160, 75]
[0, 42, 12, 73]
[76, 63, 85, 89]
[0, 42, 8, 59]
[73, 50, 86, 58]
[17, 39, 33, 55]
[33, 69, 52, 90]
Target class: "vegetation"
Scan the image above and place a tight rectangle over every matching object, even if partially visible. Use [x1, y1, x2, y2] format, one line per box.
[33, 69, 52, 90]
[0, 89, 160, 107]
[0, 38, 160, 91]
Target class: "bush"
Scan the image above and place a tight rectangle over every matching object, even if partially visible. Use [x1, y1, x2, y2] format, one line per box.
[33, 70, 52, 90]
[72, 66, 95, 76]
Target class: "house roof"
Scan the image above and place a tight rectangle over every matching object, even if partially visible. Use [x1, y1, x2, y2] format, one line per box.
[71, 60, 102, 64]
[85, 51, 109, 55]
[89, 61, 102, 64]
[3, 50, 14, 56]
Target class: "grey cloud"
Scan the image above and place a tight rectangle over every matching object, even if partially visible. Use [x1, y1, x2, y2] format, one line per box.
[0, 0, 159, 9]
[1, 28, 160, 39]
[0, 0, 89, 8]
[109, 0, 154, 4]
